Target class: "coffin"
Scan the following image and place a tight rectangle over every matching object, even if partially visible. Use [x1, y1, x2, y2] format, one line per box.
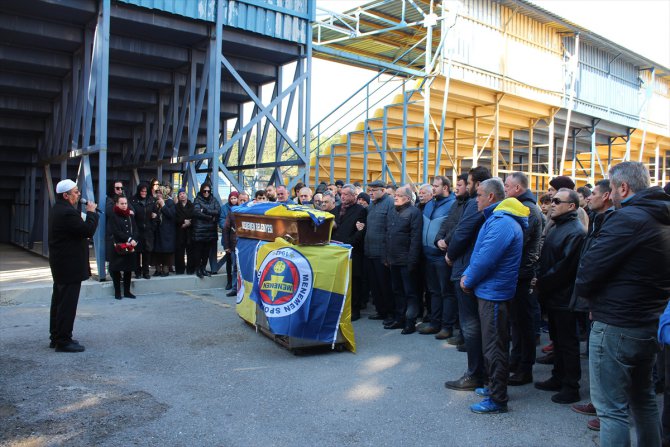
[234, 212, 333, 245]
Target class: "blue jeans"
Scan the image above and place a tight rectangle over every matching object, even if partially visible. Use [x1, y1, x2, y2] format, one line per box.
[425, 259, 458, 331]
[454, 280, 484, 380]
[589, 321, 661, 447]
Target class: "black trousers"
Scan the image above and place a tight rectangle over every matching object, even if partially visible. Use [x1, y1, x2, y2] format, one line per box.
[389, 265, 418, 326]
[193, 240, 215, 271]
[479, 298, 510, 405]
[548, 308, 581, 391]
[49, 282, 82, 345]
[175, 238, 195, 274]
[136, 250, 151, 275]
[367, 257, 393, 318]
[509, 277, 536, 374]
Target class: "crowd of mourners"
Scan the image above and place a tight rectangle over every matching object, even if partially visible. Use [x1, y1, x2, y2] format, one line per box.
[105, 161, 669, 446]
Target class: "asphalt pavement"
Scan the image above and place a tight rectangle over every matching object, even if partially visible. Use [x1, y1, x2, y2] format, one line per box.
[1, 288, 605, 446]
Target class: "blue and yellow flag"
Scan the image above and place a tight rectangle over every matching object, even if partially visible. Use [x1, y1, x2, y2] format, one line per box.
[235, 238, 266, 325]
[242, 237, 355, 352]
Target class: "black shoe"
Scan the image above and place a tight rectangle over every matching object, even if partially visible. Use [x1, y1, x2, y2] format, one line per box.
[161, 272, 169, 277]
[124, 292, 136, 299]
[418, 325, 440, 335]
[55, 342, 85, 353]
[153, 270, 161, 277]
[196, 270, 204, 279]
[536, 353, 555, 365]
[435, 329, 453, 340]
[135, 271, 142, 279]
[50, 339, 78, 349]
[225, 281, 233, 291]
[401, 326, 416, 335]
[534, 377, 562, 392]
[368, 313, 385, 320]
[203, 270, 212, 277]
[456, 343, 467, 352]
[226, 290, 237, 297]
[508, 372, 533, 386]
[143, 273, 151, 280]
[444, 374, 483, 391]
[384, 321, 403, 330]
[209, 270, 218, 275]
[447, 334, 464, 345]
[551, 389, 580, 404]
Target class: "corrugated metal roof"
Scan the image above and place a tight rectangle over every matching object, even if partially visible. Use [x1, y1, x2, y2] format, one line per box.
[314, 0, 669, 77]
[117, 0, 218, 22]
[117, 0, 313, 44]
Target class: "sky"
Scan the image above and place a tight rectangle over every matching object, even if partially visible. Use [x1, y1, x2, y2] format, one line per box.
[311, 0, 670, 125]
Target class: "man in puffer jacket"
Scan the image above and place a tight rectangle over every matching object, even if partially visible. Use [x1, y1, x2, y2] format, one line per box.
[192, 182, 221, 278]
[460, 178, 528, 414]
[384, 186, 423, 334]
[417, 176, 456, 338]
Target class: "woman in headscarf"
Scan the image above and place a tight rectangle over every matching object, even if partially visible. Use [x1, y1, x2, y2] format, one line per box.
[130, 182, 154, 279]
[151, 184, 177, 276]
[217, 191, 239, 288]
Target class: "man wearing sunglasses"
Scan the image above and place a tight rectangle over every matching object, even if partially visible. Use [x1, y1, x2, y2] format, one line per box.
[534, 188, 586, 405]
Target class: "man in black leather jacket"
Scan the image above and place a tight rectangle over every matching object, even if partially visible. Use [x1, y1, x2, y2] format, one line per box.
[534, 188, 585, 405]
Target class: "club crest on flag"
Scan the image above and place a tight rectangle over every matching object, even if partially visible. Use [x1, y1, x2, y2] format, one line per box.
[256, 247, 313, 317]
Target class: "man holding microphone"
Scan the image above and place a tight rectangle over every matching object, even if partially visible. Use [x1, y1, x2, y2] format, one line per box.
[48, 179, 99, 353]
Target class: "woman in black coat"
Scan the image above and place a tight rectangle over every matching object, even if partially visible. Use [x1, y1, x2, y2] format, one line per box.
[130, 183, 155, 279]
[109, 195, 138, 299]
[151, 185, 177, 276]
[192, 182, 221, 278]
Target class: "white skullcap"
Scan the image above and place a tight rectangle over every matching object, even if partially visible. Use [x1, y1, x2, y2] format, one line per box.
[56, 179, 77, 194]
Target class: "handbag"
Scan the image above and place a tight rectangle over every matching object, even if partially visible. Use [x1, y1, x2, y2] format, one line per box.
[114, 242, 135, 255]
[114, 215, 135, 255]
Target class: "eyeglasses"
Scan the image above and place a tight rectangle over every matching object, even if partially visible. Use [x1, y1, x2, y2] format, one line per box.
[115, 186, 123, 190]
[551, 198, 571, 205]
[202, 190, 211, 194]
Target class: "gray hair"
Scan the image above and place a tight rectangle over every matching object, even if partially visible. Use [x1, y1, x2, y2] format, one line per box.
[341, 184, 357, 195]
[480, 178, 505, 202]
[397, 186, 414, 203]
[420, 183, 433, 192]
[609, 161, 650, 193]
[508, 172, 529, 190]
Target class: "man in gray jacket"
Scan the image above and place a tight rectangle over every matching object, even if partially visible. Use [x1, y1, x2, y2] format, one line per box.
[363, 180, 395, 324]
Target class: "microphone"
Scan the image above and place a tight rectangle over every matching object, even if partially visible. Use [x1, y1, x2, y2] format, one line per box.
[80, 198, 102, 213]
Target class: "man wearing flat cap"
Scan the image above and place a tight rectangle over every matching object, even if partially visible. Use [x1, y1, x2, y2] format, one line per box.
[361, 179, 396, 323]
[48, 179, 99, 352]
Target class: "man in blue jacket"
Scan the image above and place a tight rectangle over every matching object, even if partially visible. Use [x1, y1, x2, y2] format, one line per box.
[417, 176, 456, 338]
[460, 178, 528, 414]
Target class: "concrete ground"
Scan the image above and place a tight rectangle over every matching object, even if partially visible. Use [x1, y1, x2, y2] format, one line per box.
[0, 283, 607, 447]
